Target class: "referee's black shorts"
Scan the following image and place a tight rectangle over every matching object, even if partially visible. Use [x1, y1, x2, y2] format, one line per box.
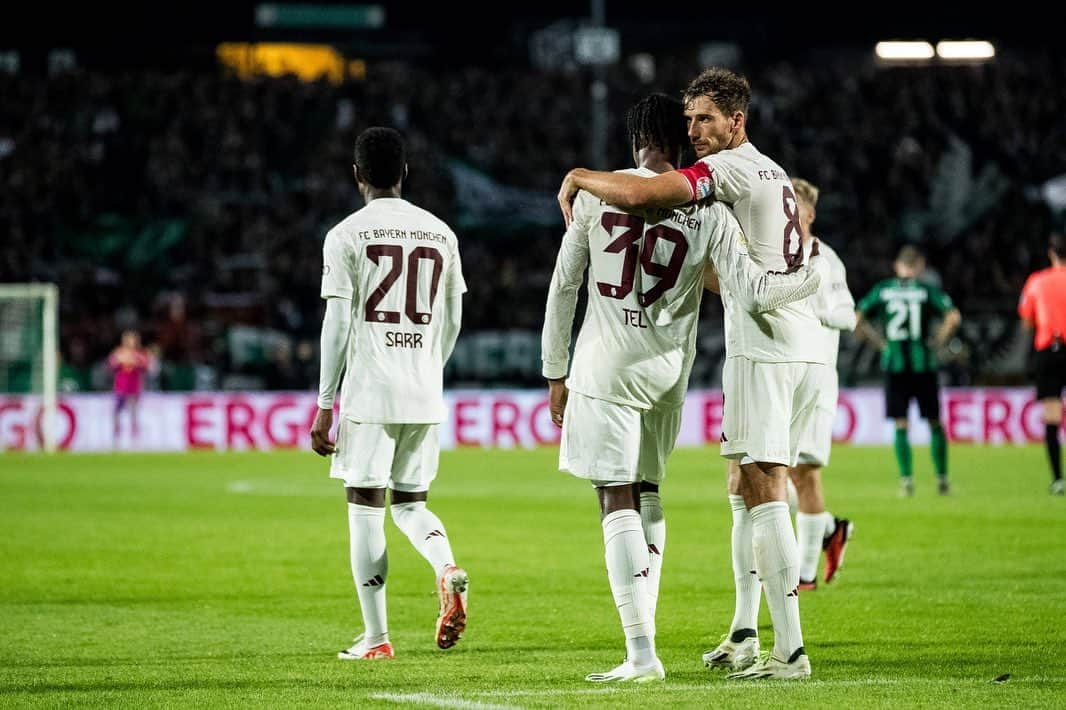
[1035, 345, 1066, 400]
[885, 371, 941, 420]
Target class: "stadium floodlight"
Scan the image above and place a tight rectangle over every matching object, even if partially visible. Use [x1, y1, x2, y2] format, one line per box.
[0, 283, 58, 452]
[875, 41, 935, 61]
[936, 41, 995, 60]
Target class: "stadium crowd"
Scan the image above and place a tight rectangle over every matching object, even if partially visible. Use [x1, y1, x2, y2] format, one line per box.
[1, 47, 1062, 390]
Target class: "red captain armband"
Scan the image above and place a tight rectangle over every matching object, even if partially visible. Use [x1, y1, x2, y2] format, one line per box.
[676, 161, 715, 201]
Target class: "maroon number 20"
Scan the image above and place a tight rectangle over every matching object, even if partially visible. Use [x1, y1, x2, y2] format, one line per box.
[596, 212, 689, 306]
[365, 244, 444, 324]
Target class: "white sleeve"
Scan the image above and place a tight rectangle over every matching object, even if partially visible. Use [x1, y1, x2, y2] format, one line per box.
[708, 210, 821, 313]
[815, 254, 857, 331]
[541, 195, 592, 380]
[317, 296, 351, 409]
[446, 238, 468, 296]
[700, 153, 746, 203]
[321, 229, 355, 300]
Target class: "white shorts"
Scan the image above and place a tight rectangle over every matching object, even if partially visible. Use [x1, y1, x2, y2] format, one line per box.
[721, 358, 821, 467]
[329, 418, 439, 492]
[794, 363, 838, 467]
[559, 392, 682, 485]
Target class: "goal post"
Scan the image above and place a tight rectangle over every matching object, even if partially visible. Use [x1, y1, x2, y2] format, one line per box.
[0, 283, 59, 452]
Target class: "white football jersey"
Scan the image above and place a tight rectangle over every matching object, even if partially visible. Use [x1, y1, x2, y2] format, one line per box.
[543, 168, 751, 410]
[682, 142, 827, 364]
[321, 198, 466, 424]
[802, 238, 855, 368]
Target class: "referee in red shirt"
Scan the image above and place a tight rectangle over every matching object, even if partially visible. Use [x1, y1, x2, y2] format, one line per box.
[1019, 233, 1066, 495]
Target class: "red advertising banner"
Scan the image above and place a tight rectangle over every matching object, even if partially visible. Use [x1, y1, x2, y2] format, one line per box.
[1, 389, 1061, 453]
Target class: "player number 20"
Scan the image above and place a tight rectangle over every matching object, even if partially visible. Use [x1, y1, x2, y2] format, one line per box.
[364, 244, 444, 325]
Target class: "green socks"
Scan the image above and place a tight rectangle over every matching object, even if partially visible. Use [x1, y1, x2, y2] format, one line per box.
[930, 425, 948, 477]
[894, 427, 913, 478]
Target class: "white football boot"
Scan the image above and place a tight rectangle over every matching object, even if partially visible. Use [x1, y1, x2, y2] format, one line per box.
[702, 633, 760, 670]
[726, 649, 810, 680]
[585, 657, 665, 683]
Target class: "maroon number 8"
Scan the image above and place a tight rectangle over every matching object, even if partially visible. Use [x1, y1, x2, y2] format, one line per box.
[782, 185, 804, 271]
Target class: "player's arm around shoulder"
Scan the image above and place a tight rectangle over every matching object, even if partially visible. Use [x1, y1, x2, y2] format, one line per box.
[558, 168, 692, 225]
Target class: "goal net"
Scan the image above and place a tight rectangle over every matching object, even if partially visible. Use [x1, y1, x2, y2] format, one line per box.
[0, 283, 58, 452]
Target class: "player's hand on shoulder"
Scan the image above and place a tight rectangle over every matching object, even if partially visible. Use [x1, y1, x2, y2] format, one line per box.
[558, 170, 582, 227]
[310, 407, 336, 456]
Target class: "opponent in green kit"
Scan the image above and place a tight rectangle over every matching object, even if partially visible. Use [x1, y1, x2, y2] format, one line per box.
[855, 246, 961, 496]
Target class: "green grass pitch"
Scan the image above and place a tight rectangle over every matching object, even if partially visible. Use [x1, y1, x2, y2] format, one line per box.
[2, 445, 1065, 708]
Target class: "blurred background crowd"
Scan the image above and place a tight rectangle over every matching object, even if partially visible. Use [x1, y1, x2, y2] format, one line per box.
[1, 7, 1063, 392]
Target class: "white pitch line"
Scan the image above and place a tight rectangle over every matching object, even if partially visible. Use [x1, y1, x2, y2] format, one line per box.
[370, 692, 520, 710]
[225, 480, 332, 497]
[465, 676, 1066, 698]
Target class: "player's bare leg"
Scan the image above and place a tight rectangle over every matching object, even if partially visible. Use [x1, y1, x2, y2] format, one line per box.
[894, 418, 914, 497]
[338, 487, 394, 660]
[704, 460, 760, 670]
[586, 483, 664, 683]
[726, 460, 810, 680]
[1043, 398, 1064, 494]
[390, 489, 467, 649]
[790, 465, 852, 588]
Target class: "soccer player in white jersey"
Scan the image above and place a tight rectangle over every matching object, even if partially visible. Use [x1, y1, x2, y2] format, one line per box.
[788, 179, 856, 591]
[543, 94, 822, 683]
[311, 127, 469, 660]
[558, 68, 825, 680]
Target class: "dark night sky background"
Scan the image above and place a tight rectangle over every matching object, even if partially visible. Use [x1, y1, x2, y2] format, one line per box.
[0, 2, 1057, 69]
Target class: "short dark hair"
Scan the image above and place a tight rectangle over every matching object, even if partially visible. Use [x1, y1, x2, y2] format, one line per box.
[354, 127, 405, 189]
[625, 93, 687, 164]
[682, 67, 750, 116]
[683, 67, 750, 116]
[896, 244, 925, 266]
[1051, 233, 1066, 259]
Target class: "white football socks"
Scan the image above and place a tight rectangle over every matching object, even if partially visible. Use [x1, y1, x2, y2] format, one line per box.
[639, 491, 666, 622]
[795, 511, 834, 583]
[348, 503, 389, 647]
[728, 494, 761, 636]
[391, 500, 455, 578]
[601, 509, 656, 666]
[750, 501, 805, 661]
